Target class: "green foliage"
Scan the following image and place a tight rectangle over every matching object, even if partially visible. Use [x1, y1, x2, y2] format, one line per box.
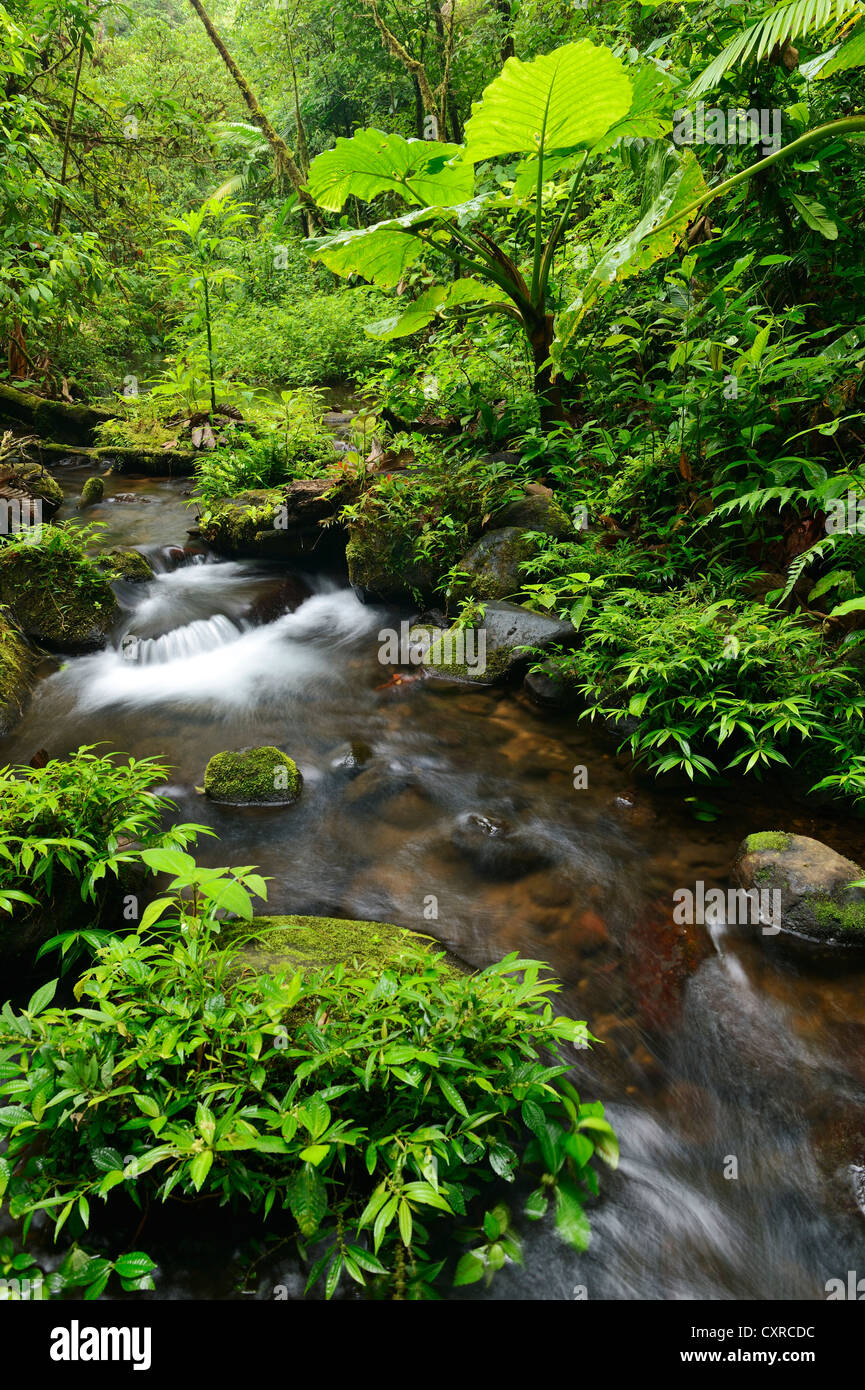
[0, 857, 614, 1301]
[0, 745, 208, 935]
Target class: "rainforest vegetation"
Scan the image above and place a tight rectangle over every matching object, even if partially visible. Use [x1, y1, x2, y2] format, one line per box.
[1, 0, 865, 1306]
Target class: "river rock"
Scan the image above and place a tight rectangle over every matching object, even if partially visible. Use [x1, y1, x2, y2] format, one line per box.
[450, 810, 550, 879]
[735, 832, 865, 942]
[346, 524, 434, 603]
[489, 484, 575, 538]
[204, 746, 303, 806]
[200, 478, 353, 561]
[95, 547, 155, 583]
[451, 527, 534, 602]
[328, 740, 374, 775]
[424, 601, 576, 685]
[0, 532, 119, 650]
[0, 613, 35, 735]
[523, 658, 580, 710]
[80, 475, 104, 506]
[224, 913, 462, 977]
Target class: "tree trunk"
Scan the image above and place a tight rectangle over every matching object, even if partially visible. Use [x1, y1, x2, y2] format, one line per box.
[529, 315, 564, 425]
[186, 0, 320, 225]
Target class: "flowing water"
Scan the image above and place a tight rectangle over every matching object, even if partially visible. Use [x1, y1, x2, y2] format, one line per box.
[6, 463, 865, 1300]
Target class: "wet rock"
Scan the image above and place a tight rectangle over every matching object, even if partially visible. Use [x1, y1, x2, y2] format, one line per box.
[223, 913, 462, 977]
[95, 547, 155, 583]
[451, 527, 534, 602]
[450, 810, 550, 879]
[0, 461, 63, 517]
[342, 760, 413, 807]
[346, 524, 434, 603]
[79, 475, 105, 506]
[107, 492, 154, 505]
[0, 534, 119, 651]
[523, 659, 579, 710]
[490, 485, 575, 538]
[735, 832, 865, 943]
[200, 479, 354, 562]
[425, 601, 576, 685]
[0, 613, 35, 735]
[328, 740, 374, 776]
[204, 746, 303, 806]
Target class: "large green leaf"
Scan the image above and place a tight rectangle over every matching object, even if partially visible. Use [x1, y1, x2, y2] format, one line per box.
[307, 129, 474, 212]
[305, 197, 502, 290]
[802, 24, 865, 77]
[365, 277, 501, 340]
[305, 212, 428, 289]
[555, 151, 708, 353]
[463, 40, 632, 163]
[589, 65, 675, 155]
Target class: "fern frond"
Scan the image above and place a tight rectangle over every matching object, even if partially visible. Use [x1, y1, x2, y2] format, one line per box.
[691, 0, 865, 95]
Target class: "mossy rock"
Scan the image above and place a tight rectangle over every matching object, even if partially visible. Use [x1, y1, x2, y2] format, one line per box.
[200, 479, 349, 561]
[80, 476, 105, 506]
[0, 530, 119, 651]
[346, 525, 434, 603]
[14, 463, 64, 514]
[735, 832, 865, 944]
[226, 913, 463, 977]
[0, 612, 35, 735]
[425, 601, 577, 685]
[491, 487, 575, 539]
[450, 527, 534, 602]
[204, 746, 303, 806]
[95, 547, 154, 583]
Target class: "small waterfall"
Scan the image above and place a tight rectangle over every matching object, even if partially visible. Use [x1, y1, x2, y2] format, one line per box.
[120, 614, 246, 665]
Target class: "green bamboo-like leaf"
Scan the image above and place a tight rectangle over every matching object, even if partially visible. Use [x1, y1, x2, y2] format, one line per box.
[554, 1178, 591, 1250]
[691, 0, 864, 95]
[290, 1163, 327, 1237]
[463, 40, 632, 162]
[810, 25, 865, 77]
[307, 129, 474, 211]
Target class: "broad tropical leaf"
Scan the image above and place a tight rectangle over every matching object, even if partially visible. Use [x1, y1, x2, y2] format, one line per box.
[801, 24, 865, 76]
[307, 129, 474, 211]
[365, 278, 501, 339]
[463, 40, 632, 162]
[589, 65, 676, 155]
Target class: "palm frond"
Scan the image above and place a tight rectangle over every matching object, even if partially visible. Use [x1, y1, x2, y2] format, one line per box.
[691, 0, 865, 95]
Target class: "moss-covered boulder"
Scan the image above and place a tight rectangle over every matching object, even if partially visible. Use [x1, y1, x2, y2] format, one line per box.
[0, 528, 119, 650]
[204, 746, 303, 806]
[0, 612, 35, 734]
[424, 601, 577, 685]
[451, 527, 534, 602]
[200, 479, 351, 561]
[735, 832, 865, 944]
[79, 475, 105, 506]
[226, 913, 462, 976]
[95, 547, 154, 583]
[490, 485, 575, 539]
[346, 524, 435, 603]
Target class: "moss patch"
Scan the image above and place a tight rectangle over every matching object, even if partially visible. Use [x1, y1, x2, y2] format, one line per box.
[744, 831, 791, 854]
[80, 476, 104, 506]
[425, 631, 511, 683]
[226, 913, 462, 976]
[15, 463, 63, 513]
[95, 548, 154, 583]
[0, 528, 119, 649]
[204, 745, 302, 805]
[346, 525, 433, 602]
[812, 897, 865, 934]
[0, 612, 34, 734]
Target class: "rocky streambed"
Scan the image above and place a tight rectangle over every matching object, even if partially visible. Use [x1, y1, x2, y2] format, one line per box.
[1, 456, 865, 1299]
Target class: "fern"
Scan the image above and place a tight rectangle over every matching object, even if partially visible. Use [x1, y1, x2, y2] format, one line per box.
[691, 0, 865, 95]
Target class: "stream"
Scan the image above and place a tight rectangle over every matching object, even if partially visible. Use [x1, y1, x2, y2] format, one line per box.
[5, 461, 865, 1300]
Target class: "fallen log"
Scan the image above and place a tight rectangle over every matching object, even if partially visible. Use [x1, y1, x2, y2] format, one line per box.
[0, 381, 115, 445]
